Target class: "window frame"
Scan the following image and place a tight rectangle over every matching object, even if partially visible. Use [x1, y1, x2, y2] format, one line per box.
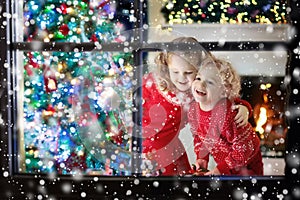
[0, 0, 299, 199]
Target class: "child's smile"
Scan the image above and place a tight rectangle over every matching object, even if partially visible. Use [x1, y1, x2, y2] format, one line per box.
[168, 54, 197, 92]
[194, 88, 206, 96]
[192, 63, 225, 111]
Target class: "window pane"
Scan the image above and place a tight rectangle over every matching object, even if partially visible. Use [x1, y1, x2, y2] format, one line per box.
[19, 50, 134, 175]
[21, 0, 134, 42]
[143, 48, 288, 176]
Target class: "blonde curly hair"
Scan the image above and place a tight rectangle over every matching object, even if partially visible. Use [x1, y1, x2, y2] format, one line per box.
[154, 37, 204, 91]
[201, 54, 241, 101]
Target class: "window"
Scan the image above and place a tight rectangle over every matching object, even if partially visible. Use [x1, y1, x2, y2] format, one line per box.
[15, 0, 138, 176]
[0, 0, 299, 199]
[147, 0, 291, 176]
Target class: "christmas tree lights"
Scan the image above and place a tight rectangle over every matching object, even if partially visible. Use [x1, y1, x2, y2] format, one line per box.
[22, 0, 134, 175]
[161, 0, 288, 24]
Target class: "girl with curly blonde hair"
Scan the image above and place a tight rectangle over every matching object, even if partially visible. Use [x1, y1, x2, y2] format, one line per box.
[188, 55, 263, 175]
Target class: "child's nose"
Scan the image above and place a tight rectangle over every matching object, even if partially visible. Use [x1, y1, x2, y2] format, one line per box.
[178, 74, 186, 81]
[200, 80, 206, 87]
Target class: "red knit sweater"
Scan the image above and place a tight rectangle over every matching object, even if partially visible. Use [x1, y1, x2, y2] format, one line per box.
[188, 99, 263, 175]
[142, 73, 191, 175]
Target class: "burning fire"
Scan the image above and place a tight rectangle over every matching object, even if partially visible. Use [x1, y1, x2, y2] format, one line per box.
[255, 106, 267, 137]
[254, 83, 271, 139]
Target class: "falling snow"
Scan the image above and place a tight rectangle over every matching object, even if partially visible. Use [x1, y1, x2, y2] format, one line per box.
[1, 0, 300, 199]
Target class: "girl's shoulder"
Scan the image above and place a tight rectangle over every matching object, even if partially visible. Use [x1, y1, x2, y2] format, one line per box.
[142, 73, 156, 92]
[143, 73, 175, 97]
[143, 72, 154, 80]
[143, 73, 154, 83]
[143, 73, 159, 90]
[142, 73, 171, 102]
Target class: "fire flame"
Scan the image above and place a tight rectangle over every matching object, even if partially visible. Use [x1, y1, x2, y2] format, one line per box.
[255, 107, 268, 138]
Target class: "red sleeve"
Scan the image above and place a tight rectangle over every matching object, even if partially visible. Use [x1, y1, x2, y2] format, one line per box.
[233, 98, 253, 118]
[216, 110, 260, 175]
[217, 161, 231, 175]
[193, 134, 209, 162]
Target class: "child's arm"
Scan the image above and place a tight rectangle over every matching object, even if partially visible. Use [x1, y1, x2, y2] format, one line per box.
[193, 134, 210, 170]
[232, 98, 253, 127]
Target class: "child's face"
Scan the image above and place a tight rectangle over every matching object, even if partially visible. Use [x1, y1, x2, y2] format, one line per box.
[168, 54, 197, 92]
[191, 64, 225, 110]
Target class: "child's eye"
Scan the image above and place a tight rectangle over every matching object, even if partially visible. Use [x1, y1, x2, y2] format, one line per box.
[185, 71, 193, 75]
[195, 77, 201, 81]
[207, 81, 214, 85]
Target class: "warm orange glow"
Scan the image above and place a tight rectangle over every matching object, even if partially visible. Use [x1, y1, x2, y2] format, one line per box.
[255, 107, 268, 137]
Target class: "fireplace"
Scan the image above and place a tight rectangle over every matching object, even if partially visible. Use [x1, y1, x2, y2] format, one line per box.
[242, 76, 287, 157]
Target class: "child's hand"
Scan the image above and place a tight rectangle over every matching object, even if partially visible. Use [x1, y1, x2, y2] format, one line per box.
[194, 158, 208, 170]
[232, 105, 249, 127]
[204, 167, 221, 175]
[188, 163, 209, 176]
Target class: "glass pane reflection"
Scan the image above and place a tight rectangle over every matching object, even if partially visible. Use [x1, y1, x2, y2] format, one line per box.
[20, 51, 134, 175]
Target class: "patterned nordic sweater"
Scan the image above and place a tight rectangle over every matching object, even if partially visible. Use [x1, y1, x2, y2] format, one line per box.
[188, 99, 263, 175]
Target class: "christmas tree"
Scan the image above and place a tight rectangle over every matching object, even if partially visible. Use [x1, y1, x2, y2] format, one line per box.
[23, 0, 134, 175]
[161, 0, 287, 24]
